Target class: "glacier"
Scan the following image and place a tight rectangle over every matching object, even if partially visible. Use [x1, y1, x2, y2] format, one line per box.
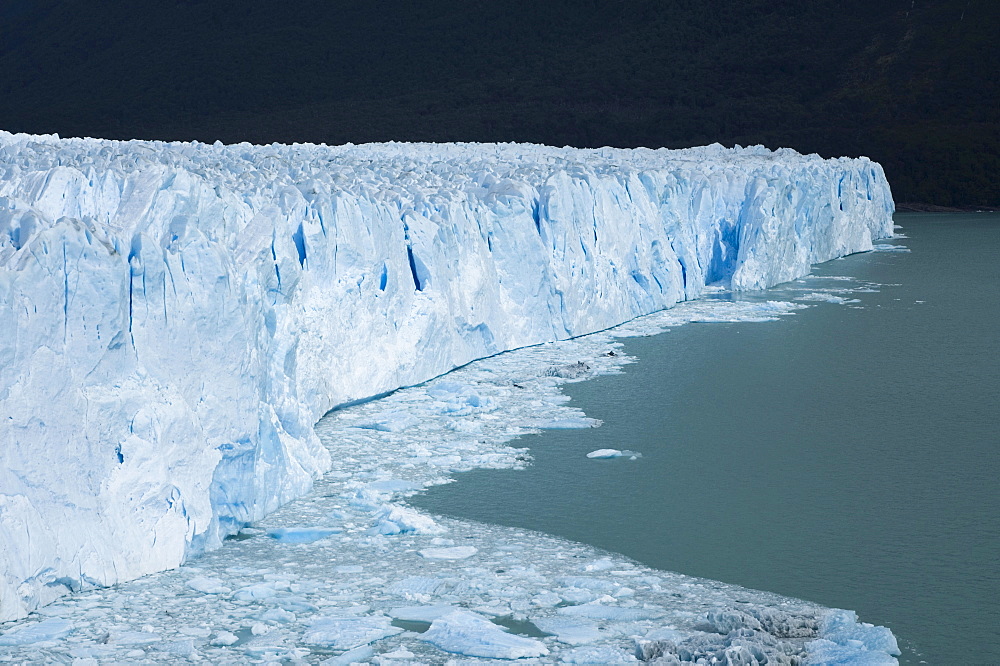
[0, 130, 893, 622]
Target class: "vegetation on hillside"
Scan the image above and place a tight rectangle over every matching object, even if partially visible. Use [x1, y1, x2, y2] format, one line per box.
[0, 0, 996, 206]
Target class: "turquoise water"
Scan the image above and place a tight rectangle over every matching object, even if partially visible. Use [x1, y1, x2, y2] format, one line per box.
[413, 213, 1000, 664]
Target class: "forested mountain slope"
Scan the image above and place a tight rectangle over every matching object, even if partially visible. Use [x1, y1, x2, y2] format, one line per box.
[0, 0, 995, 207]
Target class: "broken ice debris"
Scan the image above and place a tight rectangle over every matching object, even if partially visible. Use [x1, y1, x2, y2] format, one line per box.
[420, 610, 548, 659]
[418, 546, 478, 560]
[301, 616, 402, 650]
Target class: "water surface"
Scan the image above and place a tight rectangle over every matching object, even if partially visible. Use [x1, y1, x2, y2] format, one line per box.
[414, 213, 1000, 664]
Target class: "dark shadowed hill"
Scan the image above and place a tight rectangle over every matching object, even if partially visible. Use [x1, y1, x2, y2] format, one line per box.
[0, 0, 996, 207]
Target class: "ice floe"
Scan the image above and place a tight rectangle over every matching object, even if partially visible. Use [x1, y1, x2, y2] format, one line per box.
[420, 610, 549, 659]
[586, 449, 642, 459]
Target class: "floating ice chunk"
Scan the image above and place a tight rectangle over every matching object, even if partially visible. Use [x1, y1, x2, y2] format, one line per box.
[541, 417, 601, 429]
[795, 292, 861, 304]
[559, 587, 599, 604]
[557, 604, 663, 621]
[232, 582, 279, 601]
[388, 576, 467, 597]
[389, 605, 460, 622]
[546, 361, 592, 379]
[555, 576, 618, 592]
[186, 577, 231, 594]
[378, 647, 417, 660]
[420, 610, 548, 659]
[643, 627, 685, 642]
[274, 596, 319, 612]
[155, 639, 197, 656]
[335, 565, 364, 574]
[364, 479, 423, 494]
[426, 383, 497, 415]
[178, 626, 211, 638]
[583, 558, 617, 572]
[418, 546, 478, 560]
[302, 616, 403, 650]
[260, 608, 296, 623]
[559, 644, 639, 663]
[820, 609, 900, 656]
[372, 505, 445, 535]
[532, 617, 603, 645]
[806, 638, 899, 664]
[586, 449, 641, 459]
[210, 631, 239, 646]
[107, 630, 161, 645]
[870, 244, 911, 253]
[531, 592, 563, 607]
[586, 449, 622, 458]
[319, 644, 377, 665]
[68, 646, 118, 660]
[0, 617, 73, 645]
[356, 411, 422, 432]
[348, 488, 387, 511]
[267, 526, 342, 543]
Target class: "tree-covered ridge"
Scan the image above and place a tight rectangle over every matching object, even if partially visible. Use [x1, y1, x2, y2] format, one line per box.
[0, 0, 996, 207]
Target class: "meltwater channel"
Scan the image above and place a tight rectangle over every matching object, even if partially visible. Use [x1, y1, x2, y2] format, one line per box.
[413, 213, 1000, 664]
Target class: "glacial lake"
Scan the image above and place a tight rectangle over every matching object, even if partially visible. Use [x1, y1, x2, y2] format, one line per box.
[413, 213, 1000, 664]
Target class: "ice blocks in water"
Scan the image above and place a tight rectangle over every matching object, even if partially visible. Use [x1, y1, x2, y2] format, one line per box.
[420, 610, 549, 659]
[0, 618, 73, 645]
[266, 527, 341, 543]
[301, 616, 402, 650]
[586, 448, 641, 459]
[418, 546, 478, 560]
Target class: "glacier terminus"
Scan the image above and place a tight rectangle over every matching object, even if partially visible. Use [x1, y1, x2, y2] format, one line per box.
[0, 131, 897, 662]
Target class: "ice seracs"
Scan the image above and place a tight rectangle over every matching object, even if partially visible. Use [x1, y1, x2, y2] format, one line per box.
[0, 131, 893, 619]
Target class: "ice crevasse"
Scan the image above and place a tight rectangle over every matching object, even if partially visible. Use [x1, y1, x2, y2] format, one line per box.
[0, 131, 894, 620]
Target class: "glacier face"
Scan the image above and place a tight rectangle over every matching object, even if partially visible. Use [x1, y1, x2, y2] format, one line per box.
[0, 132, 893, 620]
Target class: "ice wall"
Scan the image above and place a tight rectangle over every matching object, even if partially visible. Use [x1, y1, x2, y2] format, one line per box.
[0, 132, 893, 620]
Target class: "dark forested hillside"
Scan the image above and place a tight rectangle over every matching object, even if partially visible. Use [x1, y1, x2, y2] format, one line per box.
[0, 0, 996, 206]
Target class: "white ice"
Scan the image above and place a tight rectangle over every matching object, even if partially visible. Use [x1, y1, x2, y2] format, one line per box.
[0, 133, 893, 616]
[586, 449, 641, 459]
[0, 617, 73, 645]
[420, 610, 549, 659]
[418, 546, 479, 560]
[0, 277, 903, 663]
[302, 616, 403, 650]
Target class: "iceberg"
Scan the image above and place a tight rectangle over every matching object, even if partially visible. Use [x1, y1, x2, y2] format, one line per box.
[0, 131, 893, 620]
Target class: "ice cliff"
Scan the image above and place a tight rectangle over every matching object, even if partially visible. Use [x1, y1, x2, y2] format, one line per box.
[0, 132, 893, 620]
